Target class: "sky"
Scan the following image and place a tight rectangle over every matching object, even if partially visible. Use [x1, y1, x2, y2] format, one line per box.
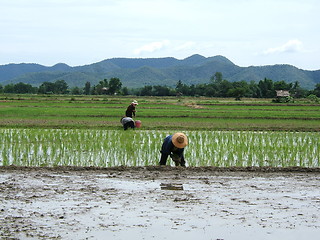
[0, 0, 319, 70]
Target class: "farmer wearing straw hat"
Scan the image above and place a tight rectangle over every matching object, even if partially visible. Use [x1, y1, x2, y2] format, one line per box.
[160, 132, 188, 167]
[125, 100, 138, 118]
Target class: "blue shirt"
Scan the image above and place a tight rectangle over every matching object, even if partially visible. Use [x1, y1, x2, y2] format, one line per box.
[161, 135, 184, 157]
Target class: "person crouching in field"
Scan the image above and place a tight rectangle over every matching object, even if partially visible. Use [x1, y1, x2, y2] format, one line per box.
[121, 117, 135, 130]
[125, 100, 138, 118]
[160, 132, 188, 167]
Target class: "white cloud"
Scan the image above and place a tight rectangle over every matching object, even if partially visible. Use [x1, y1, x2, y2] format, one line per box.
[175, 41, 196, 51]
[134, 40, 170, 55]
[263, 39, 304, 55]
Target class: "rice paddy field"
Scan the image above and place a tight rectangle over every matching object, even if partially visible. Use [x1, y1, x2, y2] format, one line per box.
[0, 94, 319, 168]
[0, 129, 319, 167]
[1, 94, 320, 240]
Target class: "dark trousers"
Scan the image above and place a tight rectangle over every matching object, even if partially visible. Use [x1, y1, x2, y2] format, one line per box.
[160, 152, 185, 166]
[123, 121, 135, 130]
[125, 112, 133, 118]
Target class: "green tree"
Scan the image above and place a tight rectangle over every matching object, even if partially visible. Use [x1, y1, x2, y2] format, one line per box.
[291, 81, 308, 98]
[140, 86, 153, 96]
[121, 87, 129, 95]
[54, 80, 69, 94]
[307, 94, 319, 103]
[210, 72, 223, 83]
[12, 82, 36, 94]
[70, 87, 82, 95]
[194, 84, 208, 96]
[176, 80, 183, 93]
[248, 81, 260, 98]
[108, 77, 122, 95]
[153, 85, 172, 96]
[217, 80, 233, 97]
[84, 81, 91, 95]
[95, 79, 109, 95]
[90, 85, 97, 95]
[175, 80, 191, 96]
[228, 87, 246, 100]
[204, 84, 217, 97]
[229, 81, 251, 99]
[38, 82, 55, 94]
[3, 84, 15, 93]
[189, 84, 196, 96]
[274, 80, 292, 90]
[313, 83, 320, 97]
[258, 78, 275, 98]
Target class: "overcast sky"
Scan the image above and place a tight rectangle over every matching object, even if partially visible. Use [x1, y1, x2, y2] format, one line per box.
[0, 0, 319, 70]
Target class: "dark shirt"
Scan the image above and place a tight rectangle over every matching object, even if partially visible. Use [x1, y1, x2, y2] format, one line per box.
[160, 135, 185, 166]
[161, 135, 184, 157]
[126, 104, 136, 117]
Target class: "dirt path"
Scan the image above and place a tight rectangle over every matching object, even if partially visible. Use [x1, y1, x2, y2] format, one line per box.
[1, 166, 319, 240]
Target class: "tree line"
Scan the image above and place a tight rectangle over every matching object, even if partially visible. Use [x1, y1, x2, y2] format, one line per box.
[0, 78, 123, 95]
[1, 73, 320, 100]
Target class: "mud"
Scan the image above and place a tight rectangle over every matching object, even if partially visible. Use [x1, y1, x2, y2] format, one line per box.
[1, 166, 319, 240]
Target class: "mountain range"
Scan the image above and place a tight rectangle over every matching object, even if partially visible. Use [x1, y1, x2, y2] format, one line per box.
[0, 54, 319, 90]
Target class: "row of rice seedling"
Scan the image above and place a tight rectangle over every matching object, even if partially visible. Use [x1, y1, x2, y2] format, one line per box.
[0, 129, 318, 167]
[186, 131, 319, 167]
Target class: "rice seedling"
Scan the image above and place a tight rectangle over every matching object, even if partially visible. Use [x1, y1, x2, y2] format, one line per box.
[0, 129, 318, 168]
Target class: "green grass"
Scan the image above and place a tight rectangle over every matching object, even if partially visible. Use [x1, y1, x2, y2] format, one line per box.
[0, 95, 319, 131]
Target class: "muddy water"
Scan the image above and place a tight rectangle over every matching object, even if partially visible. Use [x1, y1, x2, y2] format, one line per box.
[0, 166, 319, 240]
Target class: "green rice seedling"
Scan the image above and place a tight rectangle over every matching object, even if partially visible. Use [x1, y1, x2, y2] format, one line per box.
[1, 146, 9, 166]
[0, 129, 319, 168]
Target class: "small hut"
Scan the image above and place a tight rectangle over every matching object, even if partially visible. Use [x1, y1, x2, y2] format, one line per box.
[276, 90, 290, 97]
[275, 90, 291, 102]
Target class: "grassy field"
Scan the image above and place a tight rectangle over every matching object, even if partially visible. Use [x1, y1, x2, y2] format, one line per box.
[0, 94, 319, 131]
[0, 94, 319, 167]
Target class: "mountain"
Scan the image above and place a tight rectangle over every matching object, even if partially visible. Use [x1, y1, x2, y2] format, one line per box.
[0, 54, 319, 89]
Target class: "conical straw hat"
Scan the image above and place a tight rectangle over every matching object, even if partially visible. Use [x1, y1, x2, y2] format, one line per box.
[172, 132, 188, 148]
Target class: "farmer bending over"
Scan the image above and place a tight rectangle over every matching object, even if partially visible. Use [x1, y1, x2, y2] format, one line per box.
[121, 117, 135, 130]
[125, 100, 138, 118]
[160, 132, 188, 167]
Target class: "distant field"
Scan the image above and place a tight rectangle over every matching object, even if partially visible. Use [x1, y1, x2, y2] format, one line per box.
[0, 94, 319, 131]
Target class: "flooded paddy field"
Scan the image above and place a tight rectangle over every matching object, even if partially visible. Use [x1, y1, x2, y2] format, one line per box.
[1, 129, 319, 168]
[1, 166, 319, 240]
